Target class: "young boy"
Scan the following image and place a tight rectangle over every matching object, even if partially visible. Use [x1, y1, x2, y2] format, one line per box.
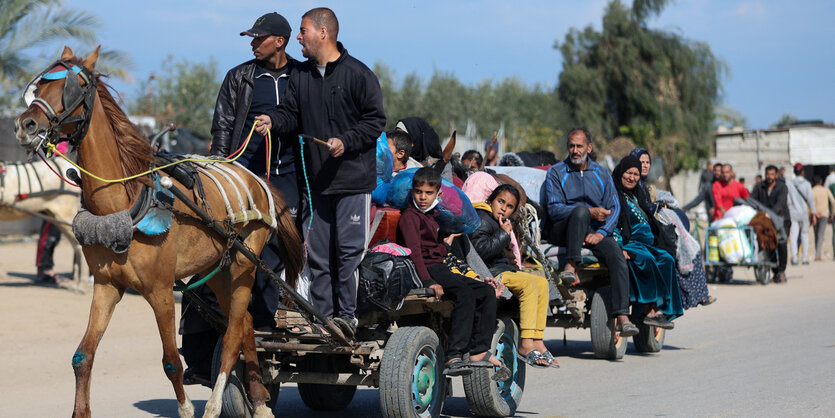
[397, 167, 510, 378]
[387, 130, 421, 172]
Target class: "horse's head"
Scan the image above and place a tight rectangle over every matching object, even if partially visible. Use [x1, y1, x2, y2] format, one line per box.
[15, 46, 100, 153]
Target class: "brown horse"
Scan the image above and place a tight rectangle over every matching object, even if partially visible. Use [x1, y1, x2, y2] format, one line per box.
[14, 46, 303, 418]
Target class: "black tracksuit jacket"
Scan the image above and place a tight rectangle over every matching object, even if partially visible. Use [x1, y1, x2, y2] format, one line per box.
[265, 43, 386, 195]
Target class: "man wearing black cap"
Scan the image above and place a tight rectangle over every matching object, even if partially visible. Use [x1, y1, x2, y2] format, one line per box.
[180, 13, 301, 383]
[254, 7, 386, 338]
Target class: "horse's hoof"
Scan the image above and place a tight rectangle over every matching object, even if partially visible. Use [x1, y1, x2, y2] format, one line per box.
[177, 396, 195, 418]
[252, 404, 274, 418]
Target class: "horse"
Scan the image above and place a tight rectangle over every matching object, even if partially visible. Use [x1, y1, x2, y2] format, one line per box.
[14, 46, 304, 418]
[0, 157, 85, 288]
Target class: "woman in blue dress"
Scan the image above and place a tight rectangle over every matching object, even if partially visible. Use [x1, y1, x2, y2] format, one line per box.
[629, 147, 715, 309]
[612, 156, 684, 328]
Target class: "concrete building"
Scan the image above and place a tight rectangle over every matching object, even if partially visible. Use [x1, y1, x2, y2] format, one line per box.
[714, 123, 835, 183]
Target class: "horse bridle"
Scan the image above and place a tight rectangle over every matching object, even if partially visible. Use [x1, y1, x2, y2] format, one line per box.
[22, 60, 98, 151]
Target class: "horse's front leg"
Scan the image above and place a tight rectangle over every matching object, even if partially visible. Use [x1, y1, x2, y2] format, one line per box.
[204, 262, 272, 418]
[72, 278, 123, 418]
[146, 280, 195, 418]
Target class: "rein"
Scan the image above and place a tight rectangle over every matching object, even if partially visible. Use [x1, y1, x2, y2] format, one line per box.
[44, 122, 267, 184]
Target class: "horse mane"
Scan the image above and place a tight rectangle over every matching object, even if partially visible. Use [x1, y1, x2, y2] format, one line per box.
[95, 79, 156, 183]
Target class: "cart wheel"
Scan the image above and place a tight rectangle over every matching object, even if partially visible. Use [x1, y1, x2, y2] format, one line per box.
[462, 317, 526, 417]
[297, 354, 357, 411]
[705, 265, 716, 283]
[754, 251, 772, 285]
[210, 335, 253, 418]
[589, 287, 627, 360]
[379, 326, 445, 418]
[632, 322, 665, 353]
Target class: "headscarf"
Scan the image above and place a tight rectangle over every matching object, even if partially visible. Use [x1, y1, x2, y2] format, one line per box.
[629, 147, 651, 181]
[628, 147, 656, 209]
[612, 155, 658, 244]
[396, 117, 442, 163]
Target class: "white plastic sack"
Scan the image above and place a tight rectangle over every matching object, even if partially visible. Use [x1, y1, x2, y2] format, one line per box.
[711, 218, 753, 264]
[723, 205, 757, 226]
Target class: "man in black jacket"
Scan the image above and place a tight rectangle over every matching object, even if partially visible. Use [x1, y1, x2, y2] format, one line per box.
[210, 12, 301, 221]
[751, 165, 790, 283]
[255, 7, 386, 336]
[180, 14, 300, 382]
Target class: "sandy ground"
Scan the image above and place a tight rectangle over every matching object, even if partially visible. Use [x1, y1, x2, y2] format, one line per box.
[2, 237, 835, 417]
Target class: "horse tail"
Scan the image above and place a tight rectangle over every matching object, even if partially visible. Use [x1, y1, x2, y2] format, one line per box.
[267, 185, 304, 289]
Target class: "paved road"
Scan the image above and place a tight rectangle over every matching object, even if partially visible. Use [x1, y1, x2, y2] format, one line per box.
[2, 241, 834, 417]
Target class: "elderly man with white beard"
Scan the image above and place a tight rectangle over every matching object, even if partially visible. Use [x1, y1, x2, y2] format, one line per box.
[540, 128, 638, 337]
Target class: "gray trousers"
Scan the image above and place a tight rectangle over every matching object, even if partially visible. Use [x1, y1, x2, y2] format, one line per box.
[790, 216, 811, 263]
[813, 217, 828, 259]
[306, 192, 370, 320]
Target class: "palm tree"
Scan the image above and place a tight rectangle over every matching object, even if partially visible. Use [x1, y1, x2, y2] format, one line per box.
[0, 0, 132, 114]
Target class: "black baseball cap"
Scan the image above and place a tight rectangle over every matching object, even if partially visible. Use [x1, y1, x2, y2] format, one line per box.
[240, 12, 291, 38]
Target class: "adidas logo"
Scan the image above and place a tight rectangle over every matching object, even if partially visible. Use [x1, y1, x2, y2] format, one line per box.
[289, 207, 297, 216]
[350, 214, 361, 224]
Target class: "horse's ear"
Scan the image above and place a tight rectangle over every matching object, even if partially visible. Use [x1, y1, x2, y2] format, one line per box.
[443, 131, 456, 163]
[82, 45, 101, 70]
[61, 46, 74, 60]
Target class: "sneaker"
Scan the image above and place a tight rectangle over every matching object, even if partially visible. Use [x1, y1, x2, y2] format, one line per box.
[332, 316, 357, 340]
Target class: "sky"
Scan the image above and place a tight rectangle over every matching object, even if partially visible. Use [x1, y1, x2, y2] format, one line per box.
[57, 0, 835, 130]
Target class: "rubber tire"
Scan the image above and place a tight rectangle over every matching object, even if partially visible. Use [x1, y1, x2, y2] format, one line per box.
[589, 286, 627, 360]
[210, 336, 253, 418]
[379, 326, 446, 418]
[632, 322, 665, 353]
[297, 354, 357, 411]
[754, 251, 772, 285]
[462, 317, 526, 417]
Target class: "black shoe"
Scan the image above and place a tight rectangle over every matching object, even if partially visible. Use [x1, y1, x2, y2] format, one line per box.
[332, 317, 357, 340]
[182, 368, 211, 387]
[642, 314, 675, 330]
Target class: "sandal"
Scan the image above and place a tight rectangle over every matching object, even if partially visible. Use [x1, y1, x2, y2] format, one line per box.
[617, 321, 639, 338]
[642, 314, 674, 330]
[539, 350, 560, 369]
[516, 350, 548, 369]
[471, 352, 512, 381]
[699, 296, 717, 306]
[443, 358, 474, 376]
[558, 270, 580, 286]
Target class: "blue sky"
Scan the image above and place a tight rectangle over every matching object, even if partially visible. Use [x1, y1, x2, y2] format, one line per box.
[61, 0, 835, 129]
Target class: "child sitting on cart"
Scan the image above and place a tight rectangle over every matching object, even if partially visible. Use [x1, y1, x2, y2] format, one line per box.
[469, 184, 559, 369]
[397, 167, 511, 379]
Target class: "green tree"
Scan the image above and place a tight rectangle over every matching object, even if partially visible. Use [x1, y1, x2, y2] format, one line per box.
[129, 56, 220, 137]
[373, 66, 569, 155]
[770, 113, 798, 128]
[556, 0, 726, 186]
[0, 0, 132, 114]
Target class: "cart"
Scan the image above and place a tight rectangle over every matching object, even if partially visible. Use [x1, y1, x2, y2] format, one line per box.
[703, 225, 777, 285]
[519, 205, 668, 361]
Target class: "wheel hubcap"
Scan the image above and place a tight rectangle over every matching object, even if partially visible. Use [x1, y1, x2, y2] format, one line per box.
[412, 351, 436, 410]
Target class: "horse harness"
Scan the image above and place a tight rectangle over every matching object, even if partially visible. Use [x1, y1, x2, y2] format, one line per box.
[0, 160, 80, 206]
[23, 60, 97, 150]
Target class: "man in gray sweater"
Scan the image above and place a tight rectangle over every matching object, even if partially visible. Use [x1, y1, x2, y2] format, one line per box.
[787, 163, 816, 265]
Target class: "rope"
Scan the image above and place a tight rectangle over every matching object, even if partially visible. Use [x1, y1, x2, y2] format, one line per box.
[36, 151, 79, 187]
[298, 135, 314, 230]
[173, 265, 222, 291]
[44, 121, 269, 184]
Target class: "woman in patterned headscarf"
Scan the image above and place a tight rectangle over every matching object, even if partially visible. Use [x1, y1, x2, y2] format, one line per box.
[612, 155, 683, 328]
